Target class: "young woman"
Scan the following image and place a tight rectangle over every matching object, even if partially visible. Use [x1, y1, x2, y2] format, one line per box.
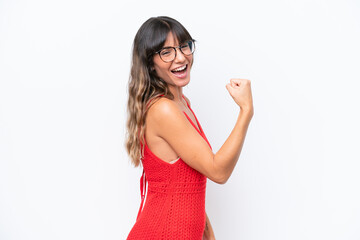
[126, 16, 253, 240]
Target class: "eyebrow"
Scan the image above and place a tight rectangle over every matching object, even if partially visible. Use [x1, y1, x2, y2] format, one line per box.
[161, 41, 186, 49]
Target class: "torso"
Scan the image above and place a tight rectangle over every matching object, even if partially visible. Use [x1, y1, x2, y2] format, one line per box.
[145, 95, 200, 163]
[127, 94, 211, 239]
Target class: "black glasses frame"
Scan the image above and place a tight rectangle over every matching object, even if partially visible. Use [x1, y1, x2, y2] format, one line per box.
[153, 39, 196, 63]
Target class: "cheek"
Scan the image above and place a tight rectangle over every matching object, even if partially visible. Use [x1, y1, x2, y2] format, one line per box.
[187, 56, 194, 67]
[155, 65, 168, 77]
[152, 57, 164, 73]
[154, 62, 171, 77]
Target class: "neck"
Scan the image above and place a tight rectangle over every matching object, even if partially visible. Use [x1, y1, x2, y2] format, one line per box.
[168, 85, 183, 103]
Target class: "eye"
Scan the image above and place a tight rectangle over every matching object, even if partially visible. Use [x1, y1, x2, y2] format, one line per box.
[181, 43, 189, 49]
[160, 51, 171, 56]
[160, 48, 173, 56]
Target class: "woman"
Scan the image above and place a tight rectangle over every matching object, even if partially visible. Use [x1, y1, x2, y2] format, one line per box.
[126, 16, 253, 240]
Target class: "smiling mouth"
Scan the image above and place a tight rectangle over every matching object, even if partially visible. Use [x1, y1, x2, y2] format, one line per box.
[171, 64, 187, 74]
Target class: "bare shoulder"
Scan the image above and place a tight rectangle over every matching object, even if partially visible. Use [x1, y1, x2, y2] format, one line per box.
[147, 97, 183, 124]
[146, 96, 218, 183]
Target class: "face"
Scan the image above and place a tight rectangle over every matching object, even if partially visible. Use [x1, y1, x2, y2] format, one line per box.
[152, 32, 193, 88]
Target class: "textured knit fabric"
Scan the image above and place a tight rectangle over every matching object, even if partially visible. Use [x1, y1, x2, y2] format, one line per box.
[127, 95, 212, 240]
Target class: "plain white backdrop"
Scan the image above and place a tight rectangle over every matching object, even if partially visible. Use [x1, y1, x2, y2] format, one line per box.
[1, 0, 360, 239]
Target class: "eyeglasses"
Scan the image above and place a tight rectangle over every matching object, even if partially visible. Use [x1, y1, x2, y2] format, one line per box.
[154, 40, 196, 63]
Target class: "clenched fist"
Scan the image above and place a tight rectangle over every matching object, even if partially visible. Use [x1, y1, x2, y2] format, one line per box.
[225, 78, 254, 114]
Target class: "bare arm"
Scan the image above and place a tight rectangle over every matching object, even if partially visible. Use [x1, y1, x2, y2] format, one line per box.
[213, 109, 252, 183]
[149, 79, 253, 184]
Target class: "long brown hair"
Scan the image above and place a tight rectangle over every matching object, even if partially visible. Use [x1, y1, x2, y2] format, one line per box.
[125, 16, 193, 167]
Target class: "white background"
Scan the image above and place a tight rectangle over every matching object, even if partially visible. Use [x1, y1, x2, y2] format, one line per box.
[1, 0, 360, 239]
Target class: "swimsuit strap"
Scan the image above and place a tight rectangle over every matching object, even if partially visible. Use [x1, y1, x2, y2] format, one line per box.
[181, 94, 190, 108]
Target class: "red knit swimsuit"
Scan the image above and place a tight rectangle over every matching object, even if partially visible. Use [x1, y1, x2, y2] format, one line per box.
[127, 95, 212, 240]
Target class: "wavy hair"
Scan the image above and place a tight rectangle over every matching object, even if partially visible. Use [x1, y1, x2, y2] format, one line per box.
[125, 16, 193, 167]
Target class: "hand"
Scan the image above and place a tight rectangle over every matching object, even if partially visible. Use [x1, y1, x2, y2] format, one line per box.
[202, 214, 216, 240]
[202, 226, 215, 240]
[225, 78, 253, 113]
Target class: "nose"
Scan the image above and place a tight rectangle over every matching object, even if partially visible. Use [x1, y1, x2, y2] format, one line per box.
[174, 47, 186, 63]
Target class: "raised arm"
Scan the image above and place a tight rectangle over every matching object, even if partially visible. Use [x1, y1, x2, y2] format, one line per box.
[149, 79, 253, 184]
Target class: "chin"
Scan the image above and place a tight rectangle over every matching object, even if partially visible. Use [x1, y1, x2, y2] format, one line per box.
[175, 77, 191, 87]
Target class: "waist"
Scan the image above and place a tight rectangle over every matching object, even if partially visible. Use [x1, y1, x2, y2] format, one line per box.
[147, 180, 206, 194]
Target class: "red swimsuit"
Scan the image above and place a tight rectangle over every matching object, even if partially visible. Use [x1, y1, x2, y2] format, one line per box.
[127, 95, 212, 240]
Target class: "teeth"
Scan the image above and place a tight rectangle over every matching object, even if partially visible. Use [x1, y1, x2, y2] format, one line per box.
[172, 65, 187, 72]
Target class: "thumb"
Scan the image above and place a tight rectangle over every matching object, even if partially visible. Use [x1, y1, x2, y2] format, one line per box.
[226, 83, 232, 91]
[226, 84, 234, 95]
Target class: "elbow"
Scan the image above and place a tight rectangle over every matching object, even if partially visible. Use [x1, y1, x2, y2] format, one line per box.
[213, 174, 229, 185]
[209, 155, 230, 184]
[211, 169, 230, 185]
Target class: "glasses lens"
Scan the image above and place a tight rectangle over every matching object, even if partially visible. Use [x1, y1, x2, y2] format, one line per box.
[180, 40, 195, 55]
[159, 48, 175, 62]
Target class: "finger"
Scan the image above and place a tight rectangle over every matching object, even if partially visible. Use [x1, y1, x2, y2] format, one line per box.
[230, 79, 241, 87]
[231, 78, 247, 85]
[225, 83, 231, 91]
[230, 78, 241, 84]
[226, 84, 235, 95]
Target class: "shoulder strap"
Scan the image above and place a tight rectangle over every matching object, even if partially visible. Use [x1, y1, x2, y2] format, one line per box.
[181, 94, 190, 108]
